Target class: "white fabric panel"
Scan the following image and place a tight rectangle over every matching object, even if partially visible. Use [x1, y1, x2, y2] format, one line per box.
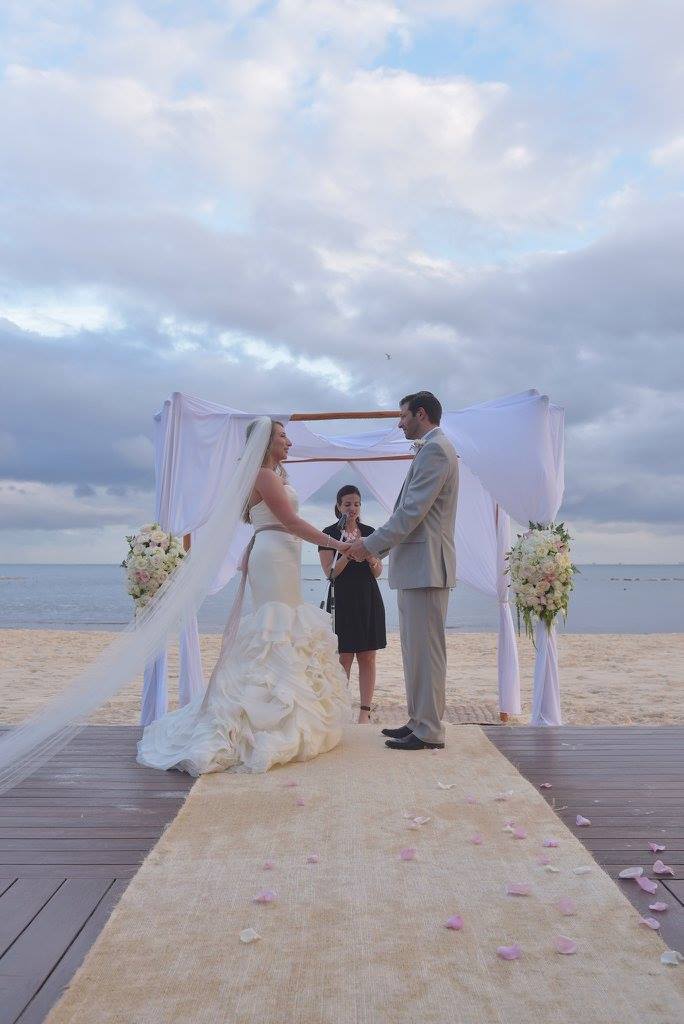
[495, 508, 522, 715]
[179, 615, 205, 705]
[531, 621, 563, 726]
[285, 460, 344, 505]
[353, 459, 409, 513]
[454, 464, 498, 596]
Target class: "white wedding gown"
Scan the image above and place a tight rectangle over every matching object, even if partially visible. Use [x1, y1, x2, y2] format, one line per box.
[137, 485, 350, 775]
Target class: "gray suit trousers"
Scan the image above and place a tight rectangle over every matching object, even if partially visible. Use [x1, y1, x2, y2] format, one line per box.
[397, 587, 450, 744]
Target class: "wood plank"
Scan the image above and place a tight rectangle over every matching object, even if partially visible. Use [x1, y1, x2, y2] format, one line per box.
[0, 828, 163, 840]
[0, 879, 65, 958]
[15, 880, 129, 1024]
[0, 878, 112, 1022]
[0, 851, 146, 866]
[0, 877, 17, 898]
[0, 839, 154, 852]
[0, 865, 139, 878]
[484, 725, 684, 954]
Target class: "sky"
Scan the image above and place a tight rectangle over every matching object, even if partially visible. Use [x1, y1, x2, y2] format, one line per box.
[1, 0, 683, 564]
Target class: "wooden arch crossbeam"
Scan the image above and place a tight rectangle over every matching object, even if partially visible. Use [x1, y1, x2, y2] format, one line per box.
[286, 409, 412, 464]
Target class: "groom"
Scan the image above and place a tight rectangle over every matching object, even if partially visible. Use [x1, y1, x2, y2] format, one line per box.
[346, 391, 459, 750]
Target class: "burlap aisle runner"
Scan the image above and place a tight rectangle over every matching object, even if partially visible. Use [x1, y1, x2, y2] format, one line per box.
[48, 726, 684, 1024]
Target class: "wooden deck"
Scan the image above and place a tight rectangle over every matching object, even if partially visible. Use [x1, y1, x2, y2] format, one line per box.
[0, 726, 194, 1024]
[0, 724, 682, 1022]
[484, 725, 684, 952]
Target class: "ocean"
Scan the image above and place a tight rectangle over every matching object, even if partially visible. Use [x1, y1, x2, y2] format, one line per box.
[0, 564, 682, 634]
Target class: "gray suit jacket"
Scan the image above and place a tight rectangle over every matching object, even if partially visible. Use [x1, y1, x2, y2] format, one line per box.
[364, 429, 459, 591]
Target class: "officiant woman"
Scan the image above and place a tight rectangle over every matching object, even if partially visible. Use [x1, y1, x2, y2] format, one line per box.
[318, 485, 387, 724]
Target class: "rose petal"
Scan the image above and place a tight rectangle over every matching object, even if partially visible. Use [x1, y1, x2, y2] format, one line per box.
[543, 838, 560, 848]
[283, 781, 298, 788]
[494, 790, 515, 802]
[466, 794, 478, 804]
[536, 854, 551, 866]
[558, 897, 577, 916]
[503, 825, 515, 834]
[506, 883, 531, 896]
[576, 815, 591, 827]
[648, 902, 669, 913]
[540, 783, 552, 789]
[296, 797, 306, 806]
[635, 876, 658, 894]
[573, 866, 592, 875]
[262, 859, 276, 871]
[239, 928, 261, 943]
[652, 859, 675, 876]
[445, 915, 463, 930]
[545, 865, 561, 873]
[470, 833, 484, 845]
[412, 816, 431, 826]
[618, 866, 644, 879]
[306, 854, 320, 864]
[639, 917, 661, 930]
[648, 842, 666, 853]
[497, 944, 522, 960]
[513, 827, 527, 840]
[400, 848, 417, 861]
[555, 935, 578, 955]
[660, 950, 684, 966]
[437, 781, 456, 790]
[253, 889, 277, 904]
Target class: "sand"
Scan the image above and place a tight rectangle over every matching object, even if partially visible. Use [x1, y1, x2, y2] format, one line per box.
[1, 629, 682, 726]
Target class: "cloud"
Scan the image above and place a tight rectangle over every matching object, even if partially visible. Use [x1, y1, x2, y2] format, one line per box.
[1, 1, 683, 561]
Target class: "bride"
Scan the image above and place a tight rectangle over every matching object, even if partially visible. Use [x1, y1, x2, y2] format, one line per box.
[137, 420, 352, 776]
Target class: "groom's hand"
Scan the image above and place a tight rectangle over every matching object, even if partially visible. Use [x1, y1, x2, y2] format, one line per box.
[346, 538, 370, 562]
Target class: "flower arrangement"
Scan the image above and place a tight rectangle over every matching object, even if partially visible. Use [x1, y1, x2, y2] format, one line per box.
[506, 522, 577, 638]
[121, 523, 186, 611]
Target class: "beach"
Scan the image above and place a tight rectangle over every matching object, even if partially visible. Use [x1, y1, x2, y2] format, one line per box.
[1, 629, 682, 726]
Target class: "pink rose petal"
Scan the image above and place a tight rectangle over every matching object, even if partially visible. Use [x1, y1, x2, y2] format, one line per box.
[306, 854, 319, 864]
[506, 883, 531, 897]
[648, 842, 665, 853]
[639, 916, 661, 930]
[555, 935, 578, 955]
[652, 859, 675, 876]
[497, 944, 522, 960]
[576, 815, 591, 827]
[648, 902, 669, 913]
[445, 915, 463, 930]
[296, 797, 306, 806]
[635, 876, 658, 894]
[543, 838, 560, 848]
[540, 783, 552, 789]
[513, 826, 527, 840]
[466, 794, 478, 804]
[536, 854, 551, 866]
[399, 848, 417, 861]
[470, 833, 484, 845]
[558, 897, 577, 916]
[253, 889, 277, 904]
[283, 780, 298, 788]
[618, 866, 644, 879]
[262, 859, 276, 870]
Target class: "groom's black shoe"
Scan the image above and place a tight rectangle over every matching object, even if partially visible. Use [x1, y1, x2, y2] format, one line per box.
[385, 734, 445, 750]
[381, 724, 412, 739]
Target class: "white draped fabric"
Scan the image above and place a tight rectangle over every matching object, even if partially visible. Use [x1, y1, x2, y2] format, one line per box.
[143, 389, 564, 727]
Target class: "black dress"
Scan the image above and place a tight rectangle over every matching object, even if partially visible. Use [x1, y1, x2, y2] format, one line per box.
[318, 523, 387, 654]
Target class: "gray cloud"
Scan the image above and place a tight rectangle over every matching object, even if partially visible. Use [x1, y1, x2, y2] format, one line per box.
[1, 1, 683, 558]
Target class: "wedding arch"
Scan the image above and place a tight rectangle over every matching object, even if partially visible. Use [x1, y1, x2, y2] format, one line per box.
[142, 389, 565, 728]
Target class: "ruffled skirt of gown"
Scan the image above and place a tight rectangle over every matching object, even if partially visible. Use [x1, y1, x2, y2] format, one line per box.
[136, 526, 350, 775]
